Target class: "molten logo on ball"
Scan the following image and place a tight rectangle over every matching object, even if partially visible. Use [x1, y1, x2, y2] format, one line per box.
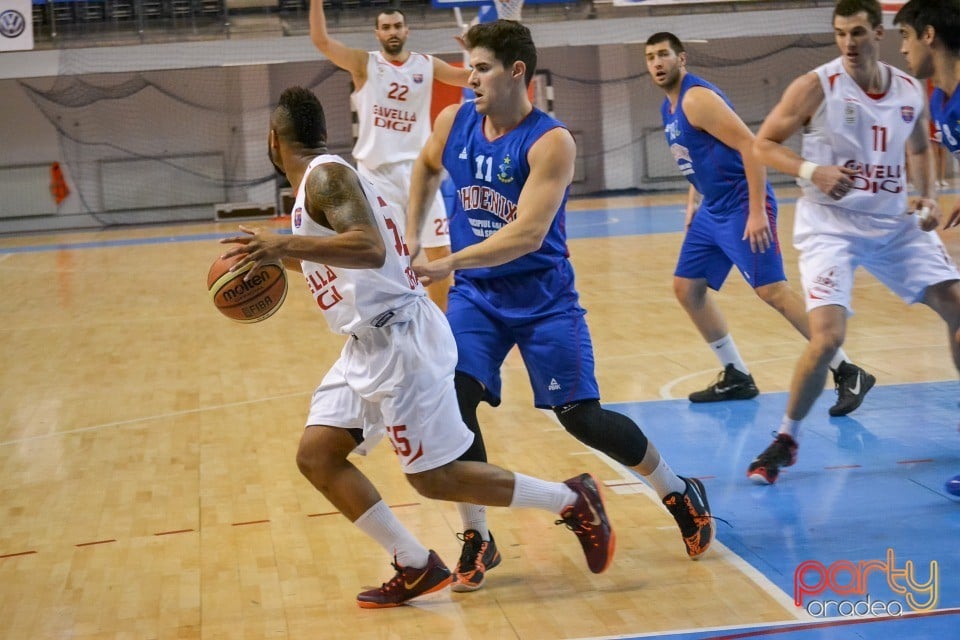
[222, 269, 274, 302]
[208, 256, 287, 323]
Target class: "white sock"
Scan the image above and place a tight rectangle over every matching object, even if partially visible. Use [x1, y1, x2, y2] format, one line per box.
[456, 503, 489, 540]
[708, 335, 749, 375]
[354, 500, 429, 568]
[829, 349, 849, 371]
[509, 472, 577, 514]
[644, 457, 687, 499]
[778, 416, 801, 440]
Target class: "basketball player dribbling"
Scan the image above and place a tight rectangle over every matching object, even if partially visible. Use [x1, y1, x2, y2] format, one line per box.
[747, 0, 960, 485]
[220, 86, 615, 609]
[309, 0, 471, 310]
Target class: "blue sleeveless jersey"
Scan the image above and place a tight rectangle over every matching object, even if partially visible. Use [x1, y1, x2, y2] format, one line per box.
[442, 103, 570, 279]
[931, 83, 960, 156]
[660, 73, 775, 214]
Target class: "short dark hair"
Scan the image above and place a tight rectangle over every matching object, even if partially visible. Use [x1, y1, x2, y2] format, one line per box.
[834, 0, 883, 28]
[276, 86, 327, 148]
[894, 0, 960, 54]
[645, 32, 685, 54]
[376, 8, 406, 27]
[464, 19, 537, 85]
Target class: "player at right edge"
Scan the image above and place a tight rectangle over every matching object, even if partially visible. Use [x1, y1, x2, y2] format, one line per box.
[894, 0, 960, 497]
[747, 0, 960, 485]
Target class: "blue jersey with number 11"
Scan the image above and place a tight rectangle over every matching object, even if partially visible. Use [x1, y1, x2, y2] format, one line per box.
[931, 83, 960, 156]
[442, 102, 571, 279]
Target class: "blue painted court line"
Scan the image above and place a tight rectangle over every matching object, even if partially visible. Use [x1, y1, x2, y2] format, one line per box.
[604, 380, 959, 640]
[0, 200, 692, 255]
[4, 184, 954, 253]
[565, 205, 686, 238]
[2, 183, 956, 254]
[0, 204, 687, 255]
[0, 232, 234, 254]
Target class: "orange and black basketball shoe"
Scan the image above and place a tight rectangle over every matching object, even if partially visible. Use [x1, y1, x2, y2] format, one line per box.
[452, 529, 502, 592]
[356, 550, 452, 608]
[663, 476, 713, 559]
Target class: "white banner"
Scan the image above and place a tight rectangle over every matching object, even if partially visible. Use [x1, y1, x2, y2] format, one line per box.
[612, 0, 906, 10]
[612, 0, 758, 5]
[0, 0, 33, 52]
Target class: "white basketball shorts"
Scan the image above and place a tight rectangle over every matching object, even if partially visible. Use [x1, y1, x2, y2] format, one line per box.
[794, 198, 960, 312]
[358, 160, 450, 250]
[304, 297, 473, 474]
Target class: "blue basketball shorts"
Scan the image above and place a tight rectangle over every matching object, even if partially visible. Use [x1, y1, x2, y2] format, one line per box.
[674, 199, 786, 291]
[446, 265, 601, 409]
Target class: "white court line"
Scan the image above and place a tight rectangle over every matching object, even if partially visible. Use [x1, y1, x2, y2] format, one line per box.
[658, 357, 789, 400]
[538, 408, 810, 635]
[593, 449, 809, 622]
[567, 216, 621, 229]
[655, 342, 952, 400]
[0, 391, 310, 447]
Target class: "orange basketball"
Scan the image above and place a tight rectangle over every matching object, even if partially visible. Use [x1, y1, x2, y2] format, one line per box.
[207, 254, 287, 323]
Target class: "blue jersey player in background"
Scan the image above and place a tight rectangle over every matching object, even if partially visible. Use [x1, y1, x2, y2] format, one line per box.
[895, 0, 960, 497]
[407, 19, 714, 592]
[644, 32, 874, 416]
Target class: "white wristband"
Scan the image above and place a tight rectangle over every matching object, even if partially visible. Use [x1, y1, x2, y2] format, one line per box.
[798, 161, 819, 181]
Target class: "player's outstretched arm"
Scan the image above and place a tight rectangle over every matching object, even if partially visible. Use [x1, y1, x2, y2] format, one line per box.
[309, 0, 368, 83]
[433, 56, 473, 88]
[408, 103, 458, 261]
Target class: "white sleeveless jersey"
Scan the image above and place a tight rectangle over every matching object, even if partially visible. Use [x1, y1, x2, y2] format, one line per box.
[352, 52, 435, 170]
[800, 57, 925, 216]
[291, 154, 425, 335]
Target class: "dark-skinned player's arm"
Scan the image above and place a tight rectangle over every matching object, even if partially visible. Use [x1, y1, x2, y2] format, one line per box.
[220, 162, 386, 278]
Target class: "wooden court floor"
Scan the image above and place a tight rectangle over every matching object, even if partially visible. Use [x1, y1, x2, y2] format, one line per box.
[1, 188, 958, 639]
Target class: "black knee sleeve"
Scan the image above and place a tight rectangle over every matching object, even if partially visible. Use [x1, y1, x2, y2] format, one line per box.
[455, 371, 488, 463]
[553, 400, 649, 467]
